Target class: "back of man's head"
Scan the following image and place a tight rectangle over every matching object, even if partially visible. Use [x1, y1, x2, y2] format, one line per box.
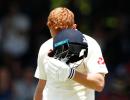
[47, 7, 75, 31]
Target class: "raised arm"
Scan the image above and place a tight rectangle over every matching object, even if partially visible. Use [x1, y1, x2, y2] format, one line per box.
[73, 71, 105, 92]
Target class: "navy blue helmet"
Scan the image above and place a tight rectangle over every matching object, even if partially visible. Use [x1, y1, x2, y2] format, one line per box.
[52, 29, 88, 64]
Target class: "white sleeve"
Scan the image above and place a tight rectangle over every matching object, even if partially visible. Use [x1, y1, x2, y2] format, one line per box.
[85, 37, 108, 74]
[34, 45, 47, 80]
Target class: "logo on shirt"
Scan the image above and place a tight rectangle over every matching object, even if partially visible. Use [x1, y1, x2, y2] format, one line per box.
[97, 57, 105, 65]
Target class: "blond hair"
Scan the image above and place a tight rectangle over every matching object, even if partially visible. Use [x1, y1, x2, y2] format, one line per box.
[47, 7, 75, 31]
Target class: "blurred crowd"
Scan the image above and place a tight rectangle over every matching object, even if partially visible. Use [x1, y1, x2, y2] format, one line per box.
[0, 0, 130, 100]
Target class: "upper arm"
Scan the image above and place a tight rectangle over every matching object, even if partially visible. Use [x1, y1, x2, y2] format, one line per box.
[84, 36, 108, 74]
[34, 39, 53, 80]
[36, 79, 46, 92]
[34, 79, 46, 100]
[34, 44, 48, 80]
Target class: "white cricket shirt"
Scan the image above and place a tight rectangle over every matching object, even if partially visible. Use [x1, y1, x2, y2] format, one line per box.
[34, 34, 108, 100]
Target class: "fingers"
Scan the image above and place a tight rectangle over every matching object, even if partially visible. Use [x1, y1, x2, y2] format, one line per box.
[48, 49, 54, 57]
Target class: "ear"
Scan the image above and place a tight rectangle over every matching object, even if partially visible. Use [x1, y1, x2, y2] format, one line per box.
[72, 24, 77, 29]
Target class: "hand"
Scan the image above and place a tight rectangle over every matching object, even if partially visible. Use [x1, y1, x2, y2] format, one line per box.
[44, 56, 75, 81]
[48, 49, 54, 57]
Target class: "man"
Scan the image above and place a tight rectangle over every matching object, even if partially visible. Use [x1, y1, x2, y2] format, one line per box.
[33, 7, 108, 100]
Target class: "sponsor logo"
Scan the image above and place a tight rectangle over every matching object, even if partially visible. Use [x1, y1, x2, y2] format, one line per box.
[97, 57, 105, 65]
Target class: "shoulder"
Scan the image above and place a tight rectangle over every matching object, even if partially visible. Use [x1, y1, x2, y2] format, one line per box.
[83, 34, 102, 58]
[38, 38, 53, 56]
[83, 34, 100, 47]
[40, 38, 53, 49]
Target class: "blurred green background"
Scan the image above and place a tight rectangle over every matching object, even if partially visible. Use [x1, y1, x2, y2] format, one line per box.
[0, 0, 130, 100]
